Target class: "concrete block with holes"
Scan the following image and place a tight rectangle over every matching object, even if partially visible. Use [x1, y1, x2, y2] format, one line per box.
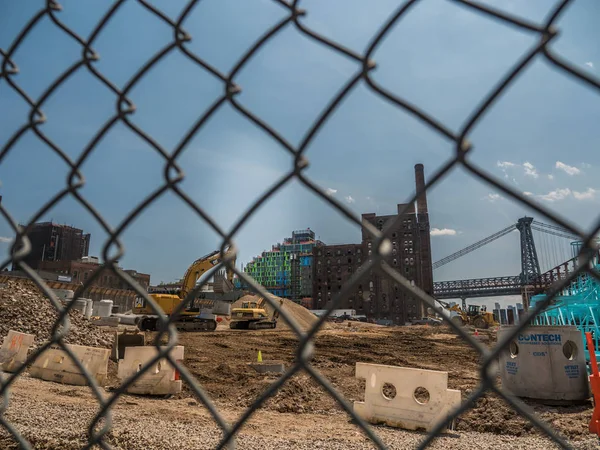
[354, 362, 460, 432]
[499, 325, 590, 402]
[0, 330, 35, 373]
[117, 345, 184, 395]
[28, 344, 110, 386]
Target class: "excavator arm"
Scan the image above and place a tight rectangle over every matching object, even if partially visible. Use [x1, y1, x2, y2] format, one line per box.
[179, 247, 237, 299]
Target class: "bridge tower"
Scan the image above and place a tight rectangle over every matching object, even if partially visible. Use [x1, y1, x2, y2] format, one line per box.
[516, 217, 542, 285]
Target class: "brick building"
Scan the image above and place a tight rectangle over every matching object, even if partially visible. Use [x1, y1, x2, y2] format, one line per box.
[312, 244, 364, 311]
[37, 259, 151, 291]
[312, 164, 434, 325]
[12, 222, 90, 270]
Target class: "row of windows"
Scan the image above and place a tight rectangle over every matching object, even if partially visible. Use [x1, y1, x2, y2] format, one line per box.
[317, 248, 362, 257]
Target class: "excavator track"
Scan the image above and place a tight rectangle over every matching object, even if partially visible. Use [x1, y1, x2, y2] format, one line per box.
[138, 316, 217, 332]
[230, 320, 276, 330]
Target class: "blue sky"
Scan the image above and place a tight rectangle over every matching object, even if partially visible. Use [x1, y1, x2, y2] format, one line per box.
[1, 0, 598, 308]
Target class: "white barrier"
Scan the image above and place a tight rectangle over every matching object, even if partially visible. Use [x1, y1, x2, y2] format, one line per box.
[29, 344, 110, 386]
[0, 330, 35, 373]
[117, 345, 184, 395]
[354, 362, 460, 432]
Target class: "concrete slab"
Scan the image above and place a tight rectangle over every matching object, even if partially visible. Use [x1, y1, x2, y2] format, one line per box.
[0, 330, 35, 373]
[117, 345, 184, 395]
[249, 360, 285, 374]
[111, 330, 145, 361]
[354, 362, 461, 432]
[29, 344, 110, 386]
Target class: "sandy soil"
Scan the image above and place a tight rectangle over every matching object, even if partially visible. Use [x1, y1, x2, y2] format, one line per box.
[1, 324, 598, 449]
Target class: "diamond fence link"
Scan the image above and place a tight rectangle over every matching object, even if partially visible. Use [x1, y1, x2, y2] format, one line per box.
[1, 0, 600, 448]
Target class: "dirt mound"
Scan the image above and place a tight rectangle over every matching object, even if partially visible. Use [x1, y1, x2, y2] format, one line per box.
[232, 294, 323, 332]
[0, 279, 114, 349]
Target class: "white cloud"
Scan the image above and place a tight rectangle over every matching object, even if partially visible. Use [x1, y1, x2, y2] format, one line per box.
[484, 193, 501, 202]
[0, 236, 12, 243]
[325, 187, 337, 196]
[547, 174, 554, 180]
[555, 161, 581, 176]
[431, 228, 457, 236]
[523, 162, 539, 178]
[497, 161, 516, 169]
[538, 188, 572, 202]
[523, 191, 533, 196]
[585, 62, 594, 68]
[573, 188, 597, 200]
[344, 195, 355, 204]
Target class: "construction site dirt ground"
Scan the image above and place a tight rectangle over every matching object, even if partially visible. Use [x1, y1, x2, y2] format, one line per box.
[2, 323, 599, 449]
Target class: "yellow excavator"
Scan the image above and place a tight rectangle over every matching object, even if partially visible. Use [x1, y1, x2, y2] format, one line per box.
[132, 248, 241, 332]
[229, 296, 284, 330]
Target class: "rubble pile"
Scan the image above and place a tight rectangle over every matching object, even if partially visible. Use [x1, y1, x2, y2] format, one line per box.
[0, 279, 114, 349]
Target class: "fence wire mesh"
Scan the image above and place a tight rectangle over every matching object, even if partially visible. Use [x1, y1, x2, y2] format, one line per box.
[1, 0, 600, 448]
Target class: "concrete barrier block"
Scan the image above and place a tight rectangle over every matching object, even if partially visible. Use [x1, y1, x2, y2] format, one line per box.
[0, 330, 35, 373]
[29, 344, 110, 386]
[354, 362, 460, 432]
[117, 345, 184, 395]
[499, 325, 591, 402]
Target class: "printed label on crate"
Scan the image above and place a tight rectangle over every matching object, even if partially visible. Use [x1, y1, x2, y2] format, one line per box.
[517, 333, 562, 346]
[505, 361, 518, 375]
[564, 364, 580, 379]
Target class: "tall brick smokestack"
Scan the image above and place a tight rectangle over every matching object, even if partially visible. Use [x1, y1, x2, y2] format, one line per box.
[414, 163, 428, 214]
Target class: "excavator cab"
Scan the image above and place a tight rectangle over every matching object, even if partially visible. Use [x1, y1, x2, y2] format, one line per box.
[467, 305, 481, 316]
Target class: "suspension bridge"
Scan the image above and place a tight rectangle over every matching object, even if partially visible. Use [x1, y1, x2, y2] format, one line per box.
[432, 217, 583, 307]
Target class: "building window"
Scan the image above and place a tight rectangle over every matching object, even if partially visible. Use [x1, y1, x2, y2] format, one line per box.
[393, 259, 397, 266]
[326, 259, 331, 265]
[357, 249, 362, 254]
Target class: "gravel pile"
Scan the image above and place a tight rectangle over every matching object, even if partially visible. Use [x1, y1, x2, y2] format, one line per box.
[2, 376, 599, 450]
[0, 279, 114, 349]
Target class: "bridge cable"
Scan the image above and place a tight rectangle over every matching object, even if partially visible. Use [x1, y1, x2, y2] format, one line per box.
[432, 223, 516, 270]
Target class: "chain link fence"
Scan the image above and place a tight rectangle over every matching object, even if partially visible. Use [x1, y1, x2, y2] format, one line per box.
[1, 0, 600, 448]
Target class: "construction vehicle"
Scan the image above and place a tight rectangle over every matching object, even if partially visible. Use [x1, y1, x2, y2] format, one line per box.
[464, 304, 498, 329]
[132, 248, 243, 332]
[229, 296, 284, 330]
[435, 300, 499, 329]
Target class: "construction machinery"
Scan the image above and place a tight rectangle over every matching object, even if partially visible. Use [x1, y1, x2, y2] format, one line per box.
[435, 300, 499, 329]
[132, 248, 243, 332]
[229, 296, 284, 330]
